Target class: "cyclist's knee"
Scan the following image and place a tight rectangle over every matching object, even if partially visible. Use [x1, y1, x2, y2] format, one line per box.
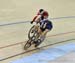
[42, 29, 49, 36]
[38, 28, 42, 34]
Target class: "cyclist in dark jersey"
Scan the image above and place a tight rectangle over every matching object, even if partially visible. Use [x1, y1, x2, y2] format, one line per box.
[34, 11, 53, 47]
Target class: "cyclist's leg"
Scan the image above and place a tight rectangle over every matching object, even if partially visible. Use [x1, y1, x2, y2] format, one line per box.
[34, 29, 49, 47]
[33, 27, 42, 44]
[40, 29, 49, 42]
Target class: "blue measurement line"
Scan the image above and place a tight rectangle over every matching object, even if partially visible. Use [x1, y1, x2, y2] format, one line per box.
[11, 42, 75, 63]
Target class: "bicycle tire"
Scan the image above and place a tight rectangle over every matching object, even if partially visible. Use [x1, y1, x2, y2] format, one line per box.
[24, 39, 32, 50]
[28, 25, 35, 39]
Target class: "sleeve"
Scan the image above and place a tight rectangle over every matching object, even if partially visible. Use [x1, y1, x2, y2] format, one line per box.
[32, 15, 38, 22]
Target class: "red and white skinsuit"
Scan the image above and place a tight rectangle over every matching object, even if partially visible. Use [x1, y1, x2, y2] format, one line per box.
[32, 11, 44, 23]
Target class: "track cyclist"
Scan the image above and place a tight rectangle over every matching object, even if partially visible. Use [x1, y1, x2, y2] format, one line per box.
[30, 9, 53, 47]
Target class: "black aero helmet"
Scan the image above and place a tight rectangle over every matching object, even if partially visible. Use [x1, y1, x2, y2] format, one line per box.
[39, 9, 44, 13]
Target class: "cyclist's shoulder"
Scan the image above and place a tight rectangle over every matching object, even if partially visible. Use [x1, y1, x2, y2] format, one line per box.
[45, 19, 53, 25]
[44, 19, 52, 22]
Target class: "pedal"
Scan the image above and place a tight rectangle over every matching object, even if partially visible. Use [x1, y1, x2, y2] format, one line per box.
[35, 39, 41, 47]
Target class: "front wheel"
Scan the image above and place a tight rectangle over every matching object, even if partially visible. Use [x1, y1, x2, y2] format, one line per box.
[24, 39, 32, 50]
[28, 25, 38, 39]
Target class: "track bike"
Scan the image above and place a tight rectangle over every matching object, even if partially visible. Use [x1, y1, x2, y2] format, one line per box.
[24, 25, 41, 50]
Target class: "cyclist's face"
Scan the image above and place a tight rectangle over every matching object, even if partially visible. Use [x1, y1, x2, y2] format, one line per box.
[44, 16, 48, 19]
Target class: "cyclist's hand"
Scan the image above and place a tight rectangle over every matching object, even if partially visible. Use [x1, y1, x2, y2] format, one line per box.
[30, 21, 33, 24]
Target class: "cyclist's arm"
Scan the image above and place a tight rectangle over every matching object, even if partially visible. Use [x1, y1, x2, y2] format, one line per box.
[35, 15, 41, 23]
[32, 16, 38, 22]
[31, 15, 41, 24]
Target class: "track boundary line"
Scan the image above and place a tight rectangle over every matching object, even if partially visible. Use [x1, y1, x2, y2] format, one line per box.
[0, 31, 75, 49]
[0, 16, 75, 26]
[0, 39, 75, 61]
[47, 31, 75, 37]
